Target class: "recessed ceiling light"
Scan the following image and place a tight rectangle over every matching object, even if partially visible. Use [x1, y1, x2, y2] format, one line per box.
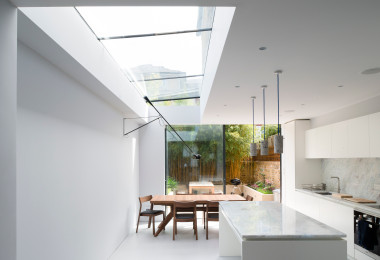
[224, 104, 227, 107]
[259, 47, 267, 51]
[361, 67, 380, 75]
[301, 104, 305, 106]
[337, 85, 343, 88]
[235, 85, 240, 88]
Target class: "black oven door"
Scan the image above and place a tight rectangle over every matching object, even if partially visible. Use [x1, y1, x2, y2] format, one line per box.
[354, 210, 380, 259]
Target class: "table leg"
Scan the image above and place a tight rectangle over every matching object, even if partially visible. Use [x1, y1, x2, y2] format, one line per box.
[154, 208, 173, 237]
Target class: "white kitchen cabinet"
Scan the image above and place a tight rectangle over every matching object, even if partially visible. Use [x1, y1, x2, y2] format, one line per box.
[348, 115, 370, 158]
[294, 191, 354, 258]
[305, 112, 380, 158]
[305, 125, 332, 158]
[331, 120, 349, 158]
[355, 249, 375, 260]
[305, 128, 318, 158]
[294, 192, 319, 220]
[318, 198, 354, 257]
[369, 112, 380, 158]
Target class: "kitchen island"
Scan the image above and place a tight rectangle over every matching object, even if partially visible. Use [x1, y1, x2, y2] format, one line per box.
[219, 201, 347, 260]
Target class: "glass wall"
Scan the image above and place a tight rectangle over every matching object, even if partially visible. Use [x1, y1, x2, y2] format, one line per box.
[165, 125, 224, 194]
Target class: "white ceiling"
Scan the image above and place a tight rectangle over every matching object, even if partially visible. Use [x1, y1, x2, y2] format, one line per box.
[13, 0, 380, 124]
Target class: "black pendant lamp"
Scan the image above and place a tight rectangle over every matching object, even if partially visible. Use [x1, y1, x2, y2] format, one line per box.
[260, 85, 269, 155]
[250, 96, 257, 156]
[274, 70, 284, 154]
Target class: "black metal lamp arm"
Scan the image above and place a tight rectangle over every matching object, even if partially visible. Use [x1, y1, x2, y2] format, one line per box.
[144, 96, 201, 160]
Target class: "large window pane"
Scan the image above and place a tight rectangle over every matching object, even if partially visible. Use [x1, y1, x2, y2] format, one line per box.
[165, 125, 224, 195]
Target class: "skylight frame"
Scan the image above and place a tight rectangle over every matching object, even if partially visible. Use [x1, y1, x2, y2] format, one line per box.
[76, 6, 216, 103]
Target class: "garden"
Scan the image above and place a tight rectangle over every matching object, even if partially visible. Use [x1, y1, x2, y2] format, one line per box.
[166, 124, 281, 199]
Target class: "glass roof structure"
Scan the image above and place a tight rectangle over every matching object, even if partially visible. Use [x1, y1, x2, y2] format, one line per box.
[77, 7, 215, 103]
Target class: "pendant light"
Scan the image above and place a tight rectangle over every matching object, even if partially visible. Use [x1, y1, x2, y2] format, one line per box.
[274, 70, 284, 154]
[260, 85, 269, 155]
[250, 96, 257, 156]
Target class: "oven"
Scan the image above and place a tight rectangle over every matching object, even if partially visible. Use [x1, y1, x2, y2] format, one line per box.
[354, 210, 380, 259]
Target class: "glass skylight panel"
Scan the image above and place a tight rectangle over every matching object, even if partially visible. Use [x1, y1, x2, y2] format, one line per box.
[76, 6, 215, 102]
[77, 7, 214, 38]
[101, 31, 211, 82]
[142, 76, 203, 101]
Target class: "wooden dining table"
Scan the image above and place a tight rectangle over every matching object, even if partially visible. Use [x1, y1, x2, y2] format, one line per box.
[150, 194, 246, 237]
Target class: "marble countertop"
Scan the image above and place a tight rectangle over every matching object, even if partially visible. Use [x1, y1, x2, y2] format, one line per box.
[296, 189, 380, 217]
[219, 201, 346, 240]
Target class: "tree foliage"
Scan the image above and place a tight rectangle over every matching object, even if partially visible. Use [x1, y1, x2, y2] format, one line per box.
[225, 124, 280, 180]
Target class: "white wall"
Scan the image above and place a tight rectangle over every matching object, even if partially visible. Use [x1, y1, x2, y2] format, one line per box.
[282, 121, 295, 207]
[139, 120, 166, 198]
[282, 120, 322, 208]
[0, 1, 17, 259]
[18, 7, 146, 118]
[156, 105, 201, 125]
[311, 94, 380, 128]
[200, 7, 235, 122]
[17, 42, 139, 260]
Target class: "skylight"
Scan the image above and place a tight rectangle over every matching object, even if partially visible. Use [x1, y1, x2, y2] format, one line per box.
[77, 6, 215, 103]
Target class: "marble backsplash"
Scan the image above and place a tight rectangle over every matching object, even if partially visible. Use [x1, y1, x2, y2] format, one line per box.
[322, 158, 380, 203]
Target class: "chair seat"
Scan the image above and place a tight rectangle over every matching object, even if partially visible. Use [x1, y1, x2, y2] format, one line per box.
[140, 209, 164, 215]
[175, 213, 195, 220]
[207, 213, 219, 219]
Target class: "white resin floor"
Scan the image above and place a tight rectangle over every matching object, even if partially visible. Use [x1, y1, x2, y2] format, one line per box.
[110, 220, 240, 260]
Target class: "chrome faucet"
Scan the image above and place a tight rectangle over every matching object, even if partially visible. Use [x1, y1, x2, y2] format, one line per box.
[331, 176, 340, 193]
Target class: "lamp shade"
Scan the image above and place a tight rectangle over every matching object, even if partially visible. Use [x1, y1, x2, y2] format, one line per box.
[261, 139, 269, 155]
[274, 135, 283, 154]
[230, 178, 241, 185]
[250, 143, 257, 156]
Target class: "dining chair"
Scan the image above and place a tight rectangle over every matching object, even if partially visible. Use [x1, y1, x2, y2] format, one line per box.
[136, 195, 165, 235]
[172, 201, 198, 240]
[246, 195, 253, 201]
[175, 193, 207, 229]
[206, 200, 220, 240]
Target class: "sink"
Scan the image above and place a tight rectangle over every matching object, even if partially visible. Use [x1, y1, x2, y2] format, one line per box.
[315, 192, 332, 195]
[366, 204, 380, 209]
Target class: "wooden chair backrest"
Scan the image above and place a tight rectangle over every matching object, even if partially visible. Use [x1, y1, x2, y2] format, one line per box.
[246, 195, 253, 201]
[139, 195, 153, 204]
[207, 201, 219, 208]
[173, 201, 196, 214]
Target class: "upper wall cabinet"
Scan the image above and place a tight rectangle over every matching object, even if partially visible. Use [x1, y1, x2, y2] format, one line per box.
[306, 112, 380, 158]
[305, 125, 331, 158]
[331, 120, 349, 158]
[369, 112, 380, 157]
[348, 115, 369, 158]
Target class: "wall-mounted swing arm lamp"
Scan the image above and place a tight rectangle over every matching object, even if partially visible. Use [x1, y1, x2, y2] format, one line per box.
[123, 97, 201, 160]
[123, 117, 161, 136]
[143, 96, 201, 160]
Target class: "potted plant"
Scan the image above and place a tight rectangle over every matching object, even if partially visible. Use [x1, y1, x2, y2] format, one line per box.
[166, 176, 178, 195]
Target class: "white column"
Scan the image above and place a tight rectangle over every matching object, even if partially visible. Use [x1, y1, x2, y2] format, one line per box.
[0, 0, 17, 259]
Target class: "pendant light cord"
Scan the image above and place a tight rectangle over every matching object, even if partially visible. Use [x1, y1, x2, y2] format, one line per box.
[277, 73, 280, 135]
[263, 87, 266, 140]
[252, 97, 255, 143]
